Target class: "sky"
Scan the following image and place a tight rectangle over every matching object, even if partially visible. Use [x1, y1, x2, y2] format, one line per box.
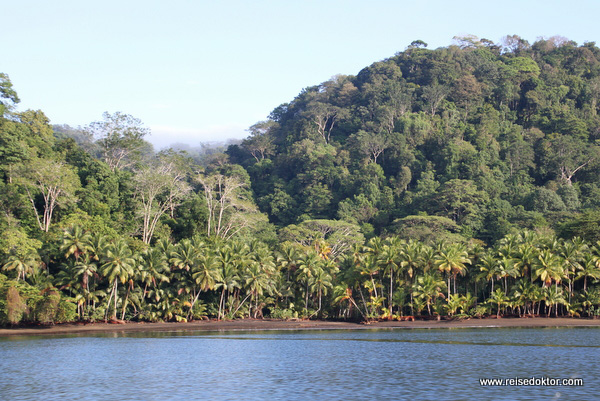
[4, 0, 600, 149]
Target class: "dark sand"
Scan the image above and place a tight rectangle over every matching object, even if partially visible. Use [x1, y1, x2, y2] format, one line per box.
[1, 317, 599, 337]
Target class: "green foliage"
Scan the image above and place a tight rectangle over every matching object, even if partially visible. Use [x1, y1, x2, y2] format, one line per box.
[5, 37, 600, 324]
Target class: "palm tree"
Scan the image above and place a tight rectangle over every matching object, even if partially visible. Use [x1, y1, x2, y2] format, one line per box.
[379, 237, 403, 316]
[73, 255, 98, 295]
[514, 243, 538, 282]
[534, 249, 564, 289]
[511, 279, 538, 316]
[139, 248, 170, 297]
[101, 240, 136, 321]
[412, 273, 446, 316]
[190, 253, 221, 319]
[243, 262, 275, 318]
[434, 244, 471, 299]
[489, 288, 509, 318]
[497, 256, 518, 294]
[169, 239, 199, 272]
[297, 251, 321, 312]
[60, 225, 92, 262]
[576, 253, 600, 292]
[559, 238, 586, 303]
[309, 265, 333, 318]
[2, 251, 40, 282]
[544, 286, 567, 317]
[215, 246, 241, 320]
[477, 252, 499, 297]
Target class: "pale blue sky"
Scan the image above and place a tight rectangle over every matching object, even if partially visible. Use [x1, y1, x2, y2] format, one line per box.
[4, 0, 599, 148]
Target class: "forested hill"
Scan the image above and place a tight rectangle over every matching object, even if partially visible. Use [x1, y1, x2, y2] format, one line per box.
[228, 35, 600, 244]
[4, 36, 600, 325]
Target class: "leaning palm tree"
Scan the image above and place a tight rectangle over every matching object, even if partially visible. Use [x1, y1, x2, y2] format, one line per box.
[101, 240, 136, 321]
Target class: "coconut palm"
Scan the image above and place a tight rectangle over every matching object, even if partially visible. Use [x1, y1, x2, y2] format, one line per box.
[73, 255, 98, 294]
[309, 265, 333, 318]
[478, 253, 502, 295]
[412, 273, 446, 316]
[379, 237, 403, 315]
[101, 240, 136, 321]
[2, 251, 40, 282]
[559, 238, 586, 302]
[434, 244, 471, 298]
[514, 243, 538, 282]
[60, 225, 92, 262]
[534, 249, 564, 288]
[297, 250, 322, 312]
[489, 288, 509, 317]
[169, 239, 199, 272]
[243, 261, 275, 318]
[511, 279, 538, 316]
[189, 253, 221, 319]
[496, 256, 519, 293]
[576, 253, 600, 292]
[139, 248, 170, 297]
[544, 286, 567, 317]
[215, 247, 241, 320]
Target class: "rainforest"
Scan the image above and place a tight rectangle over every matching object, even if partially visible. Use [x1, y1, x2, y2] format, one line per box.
[2, 35, 600, 326]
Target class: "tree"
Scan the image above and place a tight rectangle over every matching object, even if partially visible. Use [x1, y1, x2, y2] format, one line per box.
[16, 158, 80, 232]
[133, 159, 191, 244]
[197, 172, 262, 240]
[354, 130, 389, 163]
[243, 121, 276, 162]
[422, 83, 449, 116]
[85, 112, 151, 171]
[279, 219, 364, 259]
[434, 244, 471, 299]
[101, 240, 136, 321]
[60, 226, 92, 262]
[0, 73, 19, 116]
[542, 134, 599, 186]
[412, 273, 446, 316]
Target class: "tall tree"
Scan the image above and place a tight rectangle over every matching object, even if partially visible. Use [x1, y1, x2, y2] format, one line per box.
[85, 112, 151, 171]
[16, 158, 80, 232]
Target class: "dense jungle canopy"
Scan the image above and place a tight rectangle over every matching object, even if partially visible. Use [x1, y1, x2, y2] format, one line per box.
[2, 35, 600, 325]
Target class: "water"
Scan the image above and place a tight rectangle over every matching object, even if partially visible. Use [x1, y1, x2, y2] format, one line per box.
[0, 327, 598, 400]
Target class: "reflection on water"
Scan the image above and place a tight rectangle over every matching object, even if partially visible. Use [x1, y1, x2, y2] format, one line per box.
[0, 327, 597, 400]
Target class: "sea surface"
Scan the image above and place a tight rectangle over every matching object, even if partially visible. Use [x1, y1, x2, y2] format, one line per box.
[0, 327, 598, 400]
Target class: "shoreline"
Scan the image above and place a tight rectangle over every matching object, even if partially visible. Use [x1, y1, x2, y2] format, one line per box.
[1, 317, 600, 337]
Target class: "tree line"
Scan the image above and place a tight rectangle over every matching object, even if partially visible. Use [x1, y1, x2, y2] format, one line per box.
[2, 35, 600, 324]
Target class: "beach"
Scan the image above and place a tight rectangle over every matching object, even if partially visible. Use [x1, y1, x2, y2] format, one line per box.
[1, 317, 599, 337]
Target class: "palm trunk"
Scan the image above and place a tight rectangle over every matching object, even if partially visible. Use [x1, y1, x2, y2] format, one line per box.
[389, 268, 393, 316]
[121, 285, 130, 321]
[112, 280, 118, 320]
[218, 287, 226, 320]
